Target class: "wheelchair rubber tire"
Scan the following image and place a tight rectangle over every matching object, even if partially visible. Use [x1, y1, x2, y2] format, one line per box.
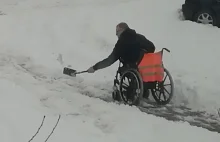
[119, 68, 144, 106]
[151, 67, 174, 105]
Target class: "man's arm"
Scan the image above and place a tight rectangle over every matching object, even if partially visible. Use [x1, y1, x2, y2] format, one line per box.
[92, 47, 119, 71]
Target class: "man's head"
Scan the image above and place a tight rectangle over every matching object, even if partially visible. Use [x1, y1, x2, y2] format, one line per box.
[116, 22, 129, 38]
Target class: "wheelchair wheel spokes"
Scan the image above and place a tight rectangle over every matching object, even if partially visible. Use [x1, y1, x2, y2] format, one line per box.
[121, 77, 129, 102]
[151, 68, 174, 105]
[121, 73, 137, 104]
[154, 83, 169, 101]
[162, 74, 172, 87]
[119, 69, 143, 106]
[122, 78, 129, 89]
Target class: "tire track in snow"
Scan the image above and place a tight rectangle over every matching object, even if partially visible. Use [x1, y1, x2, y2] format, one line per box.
[19, 65, 220, 134]
[75, 83, 220, 134]
[54, 72, 220, 134]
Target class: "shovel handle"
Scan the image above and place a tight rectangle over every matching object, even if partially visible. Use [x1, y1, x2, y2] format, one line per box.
[75, 70, 88, 74]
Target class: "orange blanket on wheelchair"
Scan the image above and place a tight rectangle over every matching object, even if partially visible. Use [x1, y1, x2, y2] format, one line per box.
[138, 51, 164, 82]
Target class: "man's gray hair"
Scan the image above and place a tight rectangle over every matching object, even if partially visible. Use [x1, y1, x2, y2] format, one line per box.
[117, 22, 129, 30]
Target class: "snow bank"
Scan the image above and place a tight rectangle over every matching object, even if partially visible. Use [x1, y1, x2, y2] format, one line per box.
[0, 54, 219, 142]
[0, 0, 220, 141]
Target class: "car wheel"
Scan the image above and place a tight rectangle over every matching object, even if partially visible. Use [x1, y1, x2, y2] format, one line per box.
[193, 10, 216, 26]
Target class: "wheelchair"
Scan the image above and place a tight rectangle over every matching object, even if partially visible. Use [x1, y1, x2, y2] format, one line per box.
[112, 48, 174, 106]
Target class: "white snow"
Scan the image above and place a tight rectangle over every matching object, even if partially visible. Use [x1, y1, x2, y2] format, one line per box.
[0, 0, 220, 141]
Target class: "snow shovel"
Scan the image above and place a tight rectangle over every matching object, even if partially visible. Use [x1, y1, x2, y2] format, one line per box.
[63, 67, 88, 77]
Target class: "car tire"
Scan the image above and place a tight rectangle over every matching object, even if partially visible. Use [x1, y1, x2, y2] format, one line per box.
[193, 10, 216, 26]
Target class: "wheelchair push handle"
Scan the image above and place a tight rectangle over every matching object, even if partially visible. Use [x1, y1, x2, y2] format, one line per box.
[162, 48, 170, 53]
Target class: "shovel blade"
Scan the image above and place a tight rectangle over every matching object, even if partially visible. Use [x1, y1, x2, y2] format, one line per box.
[63, 67, 77, 76]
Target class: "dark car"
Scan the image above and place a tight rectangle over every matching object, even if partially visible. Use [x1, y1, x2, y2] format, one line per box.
[181, 0, 220, 27]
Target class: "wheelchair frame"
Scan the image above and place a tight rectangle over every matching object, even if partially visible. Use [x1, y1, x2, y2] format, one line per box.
[112, 48, 174, 106]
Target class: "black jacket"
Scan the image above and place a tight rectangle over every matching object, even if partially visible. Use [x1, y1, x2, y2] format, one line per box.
[93, 28, 155, 70]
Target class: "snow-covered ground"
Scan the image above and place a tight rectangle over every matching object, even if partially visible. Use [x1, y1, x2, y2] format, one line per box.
[0, 0, 220, 141]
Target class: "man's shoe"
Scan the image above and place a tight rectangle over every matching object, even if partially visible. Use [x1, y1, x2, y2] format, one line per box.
[143, 89, 150, 99]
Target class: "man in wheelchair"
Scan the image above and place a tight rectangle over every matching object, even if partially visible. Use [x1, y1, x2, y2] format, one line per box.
[87, 22, 156, 100]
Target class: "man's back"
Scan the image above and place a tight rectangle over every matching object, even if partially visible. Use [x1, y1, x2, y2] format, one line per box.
[115, 28, 155, 65]
[136, 33, 155, 53]
[115, 28, 140, 65]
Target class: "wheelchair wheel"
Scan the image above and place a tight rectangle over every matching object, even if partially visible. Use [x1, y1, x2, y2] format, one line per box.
[119, 68, 144, 106]
[151, 67, 174, 105]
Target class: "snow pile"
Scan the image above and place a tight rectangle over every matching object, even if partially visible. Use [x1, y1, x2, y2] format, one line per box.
[0, 53, 219, 142]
